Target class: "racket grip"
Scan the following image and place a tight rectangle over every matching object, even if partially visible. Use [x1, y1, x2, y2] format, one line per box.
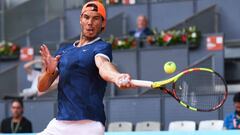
[131, 80, 153, 88]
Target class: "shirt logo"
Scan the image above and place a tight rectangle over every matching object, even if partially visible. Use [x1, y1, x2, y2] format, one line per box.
[83, 49, 87, 52]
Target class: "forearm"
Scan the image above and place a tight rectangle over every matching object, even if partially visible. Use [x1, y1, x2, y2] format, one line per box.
[48, 78, 58, 90]
[38, 71, 58, 92]
[37, 81, 58, 96]
[99, 61, 120, 83]
[95, 56, 132, 89]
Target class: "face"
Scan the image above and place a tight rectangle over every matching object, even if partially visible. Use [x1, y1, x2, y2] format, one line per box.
[137, 16, 147, 30]
[80, 11, 104, 39]
[235, 102, 240, 112]
[11, 101, 23, 118]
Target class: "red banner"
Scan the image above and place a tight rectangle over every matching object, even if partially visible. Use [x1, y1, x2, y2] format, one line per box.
[20, 47, 34, 61]
[206, 36, 223, 51]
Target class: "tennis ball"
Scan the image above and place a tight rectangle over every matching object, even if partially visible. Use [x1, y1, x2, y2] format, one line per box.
[164, 61, 176, 74]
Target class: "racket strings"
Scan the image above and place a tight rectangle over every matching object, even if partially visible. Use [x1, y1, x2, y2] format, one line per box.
[174, 71, 226, 111]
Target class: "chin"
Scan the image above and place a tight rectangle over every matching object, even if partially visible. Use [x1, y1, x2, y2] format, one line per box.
[83, 30, 100, 38]
[85, 34, 98, 39]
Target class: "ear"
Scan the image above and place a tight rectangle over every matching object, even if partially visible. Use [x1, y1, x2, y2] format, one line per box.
[101, 21, 105, 31]
[80, 16, 82, 25]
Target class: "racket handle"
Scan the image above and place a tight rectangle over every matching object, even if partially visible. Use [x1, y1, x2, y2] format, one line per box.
[131, 79, 153, 88]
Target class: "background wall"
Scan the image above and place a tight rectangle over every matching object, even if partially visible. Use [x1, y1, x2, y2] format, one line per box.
[2, 0, 240, 45]
[106, 0, 240, 40]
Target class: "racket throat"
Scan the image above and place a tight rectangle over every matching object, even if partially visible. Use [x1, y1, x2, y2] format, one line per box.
[159, 87, 169, 94]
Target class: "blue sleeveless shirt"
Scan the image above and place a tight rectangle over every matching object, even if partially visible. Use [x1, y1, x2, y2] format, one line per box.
[55, 38, 112, 125]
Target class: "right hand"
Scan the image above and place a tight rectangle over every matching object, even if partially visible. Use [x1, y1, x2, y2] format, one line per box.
[115, 73, 136, 89]
[39, 44, 61, 74]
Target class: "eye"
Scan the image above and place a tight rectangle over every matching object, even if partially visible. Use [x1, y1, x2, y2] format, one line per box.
[83, 14, 90, 20]
[93, 16, 100, 21]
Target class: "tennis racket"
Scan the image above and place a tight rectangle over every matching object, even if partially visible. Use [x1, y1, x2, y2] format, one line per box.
[126, 68, 228, 112]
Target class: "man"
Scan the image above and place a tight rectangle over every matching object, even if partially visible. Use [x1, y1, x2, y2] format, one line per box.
[0, 99, 32, 133]
[129, 15, 153, 38]
[37, 1, 134, 135]
[224, 92, 240, 129]
[20, 58, 58, 98]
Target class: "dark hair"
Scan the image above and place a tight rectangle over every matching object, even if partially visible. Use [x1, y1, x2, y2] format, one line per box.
[233, 92, 240, 103]
[86, 3, 98, 12]
[11, 99, 24, 108]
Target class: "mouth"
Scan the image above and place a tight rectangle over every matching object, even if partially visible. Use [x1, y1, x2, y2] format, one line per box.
[86, 28, 94, 33]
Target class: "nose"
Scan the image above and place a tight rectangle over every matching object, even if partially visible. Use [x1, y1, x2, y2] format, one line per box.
[87, 18, 93, 26]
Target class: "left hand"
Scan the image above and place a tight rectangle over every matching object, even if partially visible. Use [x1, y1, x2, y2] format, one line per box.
[115, 73, 135, 89]
[39, 44, 60, 74]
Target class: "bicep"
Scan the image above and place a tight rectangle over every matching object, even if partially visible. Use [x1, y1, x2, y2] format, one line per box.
[95, 55, 110, 69]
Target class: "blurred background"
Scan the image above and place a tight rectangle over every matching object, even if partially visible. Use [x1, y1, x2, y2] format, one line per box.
[0, 0, 240, 133]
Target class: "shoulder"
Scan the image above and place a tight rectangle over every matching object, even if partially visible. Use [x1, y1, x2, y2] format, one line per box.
[94, 39, 112, 49]
[55, 43, 73, 56]
[96, 39, 110, 45]
[93, 39, 112, 61]
[129, 30, 136, 36]
[59, 43, 73, 50]
[22, 117, 32, 125]
[1, 117, 11, 124]
[144, 27, 153, 34]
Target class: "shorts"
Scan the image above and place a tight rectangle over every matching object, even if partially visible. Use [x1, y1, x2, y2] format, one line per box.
[37, 118, 105, 135]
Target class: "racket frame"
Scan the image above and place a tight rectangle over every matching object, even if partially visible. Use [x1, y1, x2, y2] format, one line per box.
[151, 68, 228, 112]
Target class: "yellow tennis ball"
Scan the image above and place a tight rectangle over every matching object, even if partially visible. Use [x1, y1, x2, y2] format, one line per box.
[164, 61, 176, 74]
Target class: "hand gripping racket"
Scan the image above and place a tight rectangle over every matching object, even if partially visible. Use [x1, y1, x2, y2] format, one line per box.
[128, 68, 228, 112]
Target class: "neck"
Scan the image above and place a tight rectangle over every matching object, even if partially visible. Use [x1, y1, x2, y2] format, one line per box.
[78, 34, 97, 47]
[12, 116, 22, 123]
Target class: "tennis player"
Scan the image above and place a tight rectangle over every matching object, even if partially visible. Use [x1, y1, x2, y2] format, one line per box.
[37, 1, 133, 135]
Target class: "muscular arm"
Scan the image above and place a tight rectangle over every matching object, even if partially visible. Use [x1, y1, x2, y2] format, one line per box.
[95, 56, 119, 82]
[37, 77, 58, 96]
[38, 70, 58, 92]
[95, 55, 132, 88]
